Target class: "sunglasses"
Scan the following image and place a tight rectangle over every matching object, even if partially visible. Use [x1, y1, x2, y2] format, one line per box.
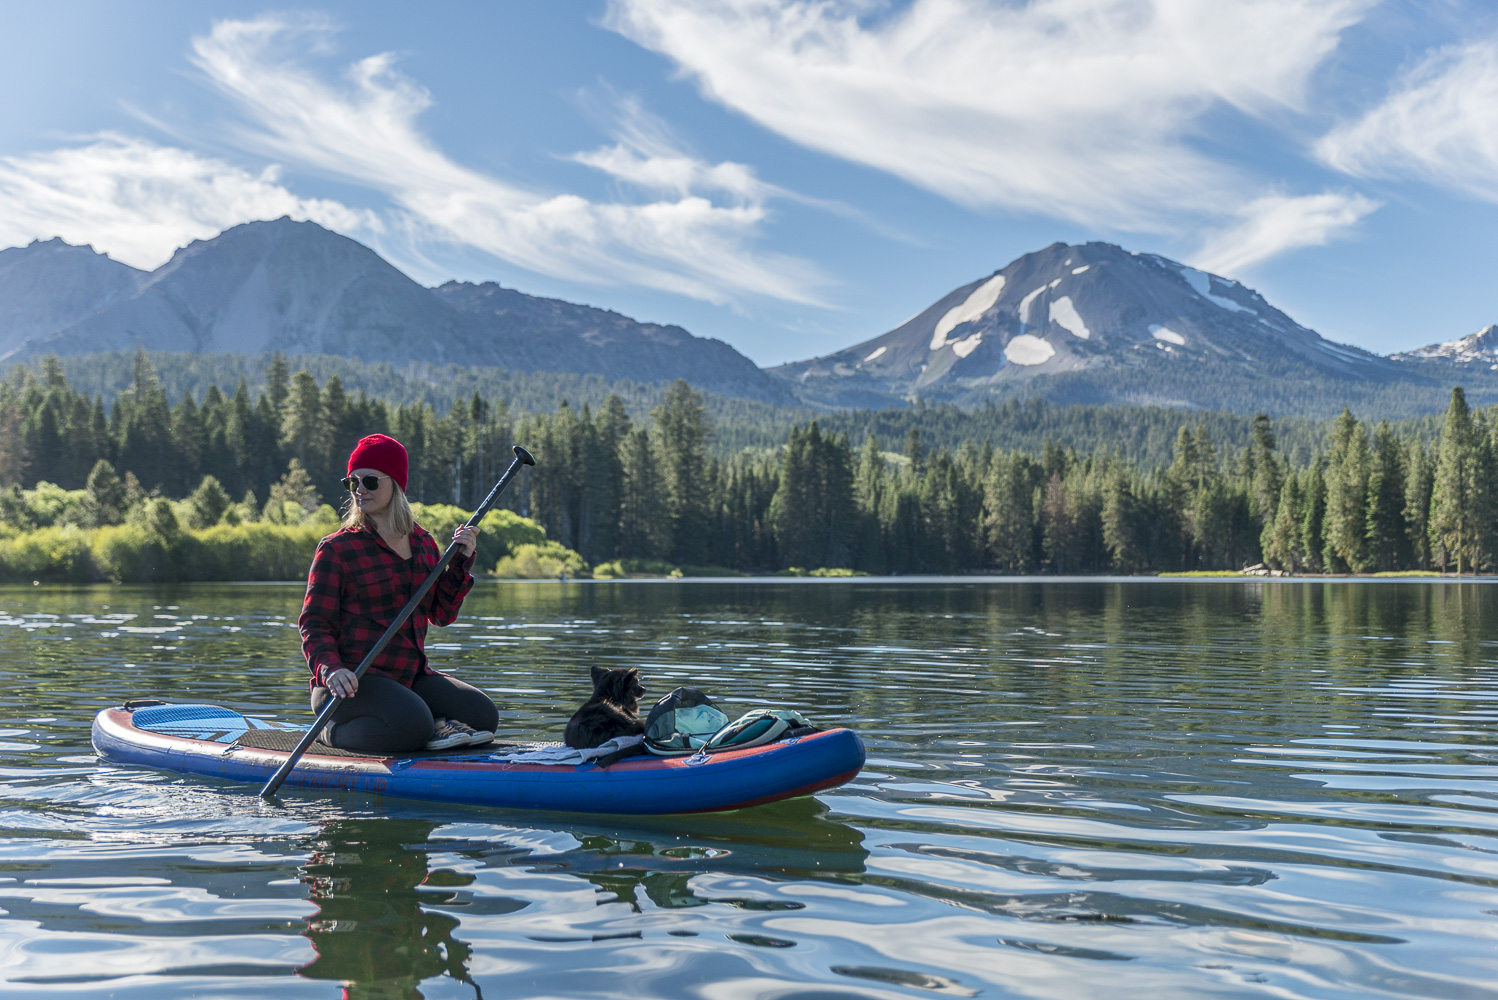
[341, 474, 390, 492]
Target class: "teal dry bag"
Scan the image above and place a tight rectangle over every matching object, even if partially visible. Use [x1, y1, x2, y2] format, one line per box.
[643, 687, 729, 755]
[702, 708, 813, 752]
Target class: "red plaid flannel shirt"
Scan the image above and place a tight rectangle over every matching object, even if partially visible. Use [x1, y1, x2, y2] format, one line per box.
[299, 523, 476, 690]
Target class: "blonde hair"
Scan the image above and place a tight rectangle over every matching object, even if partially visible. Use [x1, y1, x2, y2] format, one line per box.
[341, 479, 414, 536]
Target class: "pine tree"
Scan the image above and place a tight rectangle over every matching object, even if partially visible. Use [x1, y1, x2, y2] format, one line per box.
[1040, 471, 1074, 572]
[321, 375, 356, 492]
[25, 397, 64, 487]
[853, 435, 887, 572]
[589, 395, 630, 561]
[1430, 387, 1478, 573]
[1403, 438, 1434, 569]
[39, 354, 67, 390]
[919, 449, 979, 572]
[0, 398, 29, 487]
[1471, 408, 1498, 572]
[265, 352, 291, 412]
[198, 384, 235, 492]
[1101, 467, 1145, 572]
[1364, 420, 1408, 571]
[1262, 474, 1302, 571]
[767, 423, 855, 569]
[1322, 409, 1370, 573]
[1164, 426, 1202, 567]
[983, 451, 1037, 572]
[185, 475, 232, 529]
[651, 380, 711, 564]
[1248, 413, 1282, 526]
[281, 371, 328, 493]
[903, 428, 927, 478]
[879, 477, 922, 572]
[168, 394, 208, 497]
[264, 458, 320, 524]
[121, 471, 149, 516]
[116, 354, 172, 491]
[618, 427, 671, 559]
[81, 459, 127, 527]
[1298, 459, 1327, 572]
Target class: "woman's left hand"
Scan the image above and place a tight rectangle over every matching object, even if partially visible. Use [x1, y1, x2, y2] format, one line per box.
[453, 524, 479, 557]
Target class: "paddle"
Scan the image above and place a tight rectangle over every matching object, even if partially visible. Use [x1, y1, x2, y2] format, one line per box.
[260, 444, 536, 799]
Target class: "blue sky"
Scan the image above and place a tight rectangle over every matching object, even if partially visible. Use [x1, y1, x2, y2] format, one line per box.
[2, 0, 1496, 366]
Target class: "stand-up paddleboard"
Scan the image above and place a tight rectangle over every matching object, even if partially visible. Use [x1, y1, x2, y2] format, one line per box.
[91, 702, 866, 815]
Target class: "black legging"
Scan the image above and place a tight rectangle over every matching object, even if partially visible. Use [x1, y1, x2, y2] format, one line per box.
[311, 672, 500, 753]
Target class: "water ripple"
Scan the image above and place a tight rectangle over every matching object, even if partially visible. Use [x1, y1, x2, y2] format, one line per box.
[2, 580, 1498, 998]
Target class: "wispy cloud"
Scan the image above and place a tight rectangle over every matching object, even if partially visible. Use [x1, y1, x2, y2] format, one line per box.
[1194, 192, 1380, 275]
[572, 94, 774, 201]
[1317, 35, 1498, 203]
[187, 15, 825, 305]
[606, 0, 1377, 268]
[0, 135, 373, 270]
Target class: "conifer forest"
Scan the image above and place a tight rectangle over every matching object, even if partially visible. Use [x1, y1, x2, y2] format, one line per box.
[2, 352, 1495, 578]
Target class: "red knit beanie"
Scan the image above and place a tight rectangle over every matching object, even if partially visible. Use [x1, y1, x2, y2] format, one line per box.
[347, 434, 409, 492]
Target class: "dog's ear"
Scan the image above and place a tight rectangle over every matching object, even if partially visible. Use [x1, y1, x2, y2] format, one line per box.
[590, 664, 607, 685]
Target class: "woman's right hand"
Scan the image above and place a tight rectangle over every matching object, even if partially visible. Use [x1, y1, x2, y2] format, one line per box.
[326, 668, 359, 699]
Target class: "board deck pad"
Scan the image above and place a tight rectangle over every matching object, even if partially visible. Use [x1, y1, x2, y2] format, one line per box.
[130, 703, 302, 745]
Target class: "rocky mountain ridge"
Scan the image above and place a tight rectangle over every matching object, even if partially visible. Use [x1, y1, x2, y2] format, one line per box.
[2, 223, 1491, 416]
[1391, 324, 1498, 368]
[0, 218, 792, 403]
[768, 241, 1436, 411]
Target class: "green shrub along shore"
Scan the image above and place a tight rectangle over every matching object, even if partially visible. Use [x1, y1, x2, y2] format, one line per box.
[5, 352, 1498, 578]
[0, 483, 574, 583]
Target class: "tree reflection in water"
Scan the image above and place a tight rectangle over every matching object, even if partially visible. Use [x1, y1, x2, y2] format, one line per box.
[297, 818, 485, 1000]
[291, 799, 866, 994]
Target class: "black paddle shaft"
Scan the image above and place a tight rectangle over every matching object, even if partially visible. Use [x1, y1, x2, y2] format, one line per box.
[259, 445, 535, 798]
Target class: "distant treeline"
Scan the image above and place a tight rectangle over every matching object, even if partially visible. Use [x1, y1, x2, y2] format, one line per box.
[13, 349, 1462, 469]
[1, 352, 1494, 575]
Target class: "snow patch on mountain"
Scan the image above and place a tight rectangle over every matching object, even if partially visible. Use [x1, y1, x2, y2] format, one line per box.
[1178, 266, 1255, 314]
[1392, 324, 1498, 363]
[864, 345, 887, 362]
[1049, 297, 1090, 340]
[930, 273, 1005, 350]
[1071, 265, 1090, 274]
[1150, 324, 1186, 346]
[1004, 334, 1054, 365]
[952, 333, 982, 358]
[1019, 285, 1047, 325]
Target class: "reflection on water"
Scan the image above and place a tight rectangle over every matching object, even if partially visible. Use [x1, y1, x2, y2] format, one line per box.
[1, 579, 1498, 998]
[298, 818, 488, 999]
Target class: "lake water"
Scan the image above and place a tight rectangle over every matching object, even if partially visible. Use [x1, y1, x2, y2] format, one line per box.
[3, 579, 1498, 999]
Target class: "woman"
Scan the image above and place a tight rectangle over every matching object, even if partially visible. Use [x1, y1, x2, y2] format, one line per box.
[299, 433, 499, 752]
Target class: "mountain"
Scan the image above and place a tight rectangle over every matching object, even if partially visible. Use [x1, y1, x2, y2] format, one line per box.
[770, 241, 1439, 414]
[0, 218, 791, 403]
[431, 280, 779, 399]
[1391, 324, 1498, 369]
[0, 239, 146, 350]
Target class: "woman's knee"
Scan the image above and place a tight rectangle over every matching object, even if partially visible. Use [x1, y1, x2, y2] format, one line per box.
[414, 672, 499, 732]
[312, 675, 434, 752]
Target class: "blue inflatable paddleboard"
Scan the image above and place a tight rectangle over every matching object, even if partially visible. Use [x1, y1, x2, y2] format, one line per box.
[91, 702, 865, 815]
